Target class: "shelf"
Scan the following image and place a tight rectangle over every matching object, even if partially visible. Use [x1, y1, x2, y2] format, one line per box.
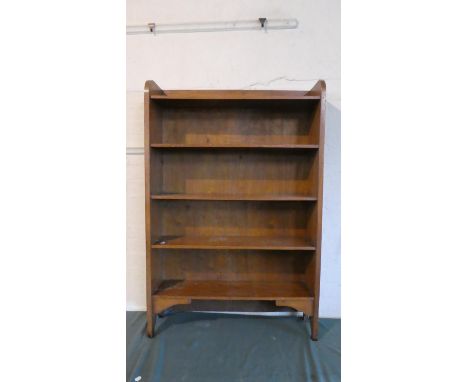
[154, 280, 312, 300]
[150, 144, 319, 149]
[152, 236, 315, 251]
[151, 193, 317, 201]
[150, 90, 321, 100]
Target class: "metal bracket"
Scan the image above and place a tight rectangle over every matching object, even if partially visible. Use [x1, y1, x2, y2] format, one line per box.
[148, 22, 156, 33]
[259, 18, 267, 28]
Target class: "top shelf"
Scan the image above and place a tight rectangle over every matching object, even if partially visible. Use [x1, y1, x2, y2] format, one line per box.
[150, 143, 319, 149]
[150, 90, 321, 100]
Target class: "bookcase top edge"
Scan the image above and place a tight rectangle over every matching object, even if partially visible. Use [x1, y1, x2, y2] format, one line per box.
[150, 91, 321, 100]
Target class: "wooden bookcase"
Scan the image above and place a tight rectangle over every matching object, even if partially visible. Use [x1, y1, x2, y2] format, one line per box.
[144, 80, 326, 340]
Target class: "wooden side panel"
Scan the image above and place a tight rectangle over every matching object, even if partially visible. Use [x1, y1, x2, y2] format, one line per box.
[310, 80, 326, 340]
[144, 81, 165, 336]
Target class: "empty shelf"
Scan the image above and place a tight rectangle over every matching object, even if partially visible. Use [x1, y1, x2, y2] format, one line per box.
[150, 143, 319, 149]
[151, 193, 317, 201]
[152, 236, 316, 250]
[154, 280, 312, 300]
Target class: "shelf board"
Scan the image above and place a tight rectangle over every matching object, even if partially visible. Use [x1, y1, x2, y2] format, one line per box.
[151, 193, 317, 201]
[152, 236, 315, 251]
[154, 280, 312, 300]
[150, 143, 319, 149]
[150, 90, 320, 100]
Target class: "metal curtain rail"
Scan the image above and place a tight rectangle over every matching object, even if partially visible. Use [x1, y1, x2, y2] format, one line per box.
[126, 18, 298, 35]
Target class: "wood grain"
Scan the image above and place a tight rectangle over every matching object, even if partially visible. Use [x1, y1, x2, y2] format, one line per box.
[150, 90, 320, 100]
[154, 280, 312, 300]
[151, 193, 317, 201]
[155, 250, 313, 283]
[153, 297, 191, 314]
[153, 200, 315, 242]
[151, 144, 319, 149]
[144, 80, 155, 336]
[309, 79, 326, 340]
[152, 99, 319, 146]
[276, 299, 313, 316]
[152, 235, 315, 251]
[153, 150, 317, 197]
[144, 82, 326, 340]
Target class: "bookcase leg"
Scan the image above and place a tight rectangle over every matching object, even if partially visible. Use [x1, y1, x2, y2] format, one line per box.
[146, 311, 154, 338]
[310, 315, 319, 341]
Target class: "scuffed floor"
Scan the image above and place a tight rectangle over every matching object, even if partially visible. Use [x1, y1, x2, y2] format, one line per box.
[127, 311, 340, 382]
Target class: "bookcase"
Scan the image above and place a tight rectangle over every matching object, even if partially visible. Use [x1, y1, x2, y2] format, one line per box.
[144, 80, 326, 340]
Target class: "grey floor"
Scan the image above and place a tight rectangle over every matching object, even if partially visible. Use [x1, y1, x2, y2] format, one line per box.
[127, 311, 340, 382]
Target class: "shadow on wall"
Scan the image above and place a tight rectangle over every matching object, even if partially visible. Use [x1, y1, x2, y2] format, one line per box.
[320, 102, 341, 318]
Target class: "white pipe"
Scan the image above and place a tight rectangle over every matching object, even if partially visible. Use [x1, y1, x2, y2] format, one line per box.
[126, 18, 298, 35]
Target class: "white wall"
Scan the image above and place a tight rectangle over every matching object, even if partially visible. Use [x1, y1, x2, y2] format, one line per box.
[126, 0, 341, 317]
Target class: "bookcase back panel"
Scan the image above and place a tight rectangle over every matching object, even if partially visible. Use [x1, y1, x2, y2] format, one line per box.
[153, 100, 318, 145]
[154, 200, 316, 241]
[153, 150, 317, 197]
[154, 250, 313, 282]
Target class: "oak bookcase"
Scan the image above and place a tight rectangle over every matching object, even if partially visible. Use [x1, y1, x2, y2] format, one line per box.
[144, 80, 326, 340]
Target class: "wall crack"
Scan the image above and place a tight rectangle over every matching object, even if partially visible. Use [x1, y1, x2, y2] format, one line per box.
[243, 76, 320, 89]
